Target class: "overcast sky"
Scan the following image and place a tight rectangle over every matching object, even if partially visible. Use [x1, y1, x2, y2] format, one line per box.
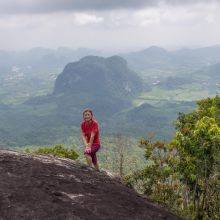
[0, 0, 220, 51]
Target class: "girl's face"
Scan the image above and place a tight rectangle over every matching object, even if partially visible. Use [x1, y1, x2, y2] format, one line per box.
[83, 111, 92, 122]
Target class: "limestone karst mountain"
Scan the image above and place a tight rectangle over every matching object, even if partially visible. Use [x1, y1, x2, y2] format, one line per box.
[53, 55, 143, 103]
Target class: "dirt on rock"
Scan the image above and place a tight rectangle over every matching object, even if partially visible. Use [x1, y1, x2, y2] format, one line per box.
[0, 150, 180, 220]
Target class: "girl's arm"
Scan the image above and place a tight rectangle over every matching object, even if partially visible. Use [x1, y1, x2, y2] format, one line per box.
[81, 132, 88, 147]
[87, 132, 95, 148]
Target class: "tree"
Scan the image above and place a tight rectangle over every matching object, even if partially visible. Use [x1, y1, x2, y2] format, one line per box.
[113, 134, 130, 177]
[125, 96, 220, 219]
[125, 133, 182, 214]
[171, 96, 220, 219]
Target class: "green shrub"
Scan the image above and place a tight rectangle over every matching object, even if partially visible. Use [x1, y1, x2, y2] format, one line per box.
[30, 144, 79, 160]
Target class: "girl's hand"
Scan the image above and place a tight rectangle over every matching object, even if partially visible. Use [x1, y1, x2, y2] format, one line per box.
[86, 143, 91, 148]
[85, 144, 91, 153]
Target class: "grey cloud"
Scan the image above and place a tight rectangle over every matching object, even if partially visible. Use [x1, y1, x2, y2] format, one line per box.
[0, 0, 216, 14]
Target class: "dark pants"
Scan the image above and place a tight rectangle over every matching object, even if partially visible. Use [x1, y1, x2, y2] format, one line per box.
[84, 144, 100, 165]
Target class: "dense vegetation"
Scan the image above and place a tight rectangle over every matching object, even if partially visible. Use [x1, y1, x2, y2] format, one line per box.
[125, 96, 220, 219]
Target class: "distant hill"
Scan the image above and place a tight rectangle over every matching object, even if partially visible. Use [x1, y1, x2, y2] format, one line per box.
[2, 45, 220, 77]
[108, 101, 196, 139]
[173, 45, 220, 66]
[2, 45, 220, 78]
[0, 47, 102, 74]
[122, 45, 220, 72]
[54, 55, 143, 99]
[121, 46, 174, 71]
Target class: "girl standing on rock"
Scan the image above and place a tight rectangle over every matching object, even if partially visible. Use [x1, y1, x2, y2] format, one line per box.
[81, 108, 101, 171]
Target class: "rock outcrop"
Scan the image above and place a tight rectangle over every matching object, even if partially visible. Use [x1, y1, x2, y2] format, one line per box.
[0, 150, 180, 220]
